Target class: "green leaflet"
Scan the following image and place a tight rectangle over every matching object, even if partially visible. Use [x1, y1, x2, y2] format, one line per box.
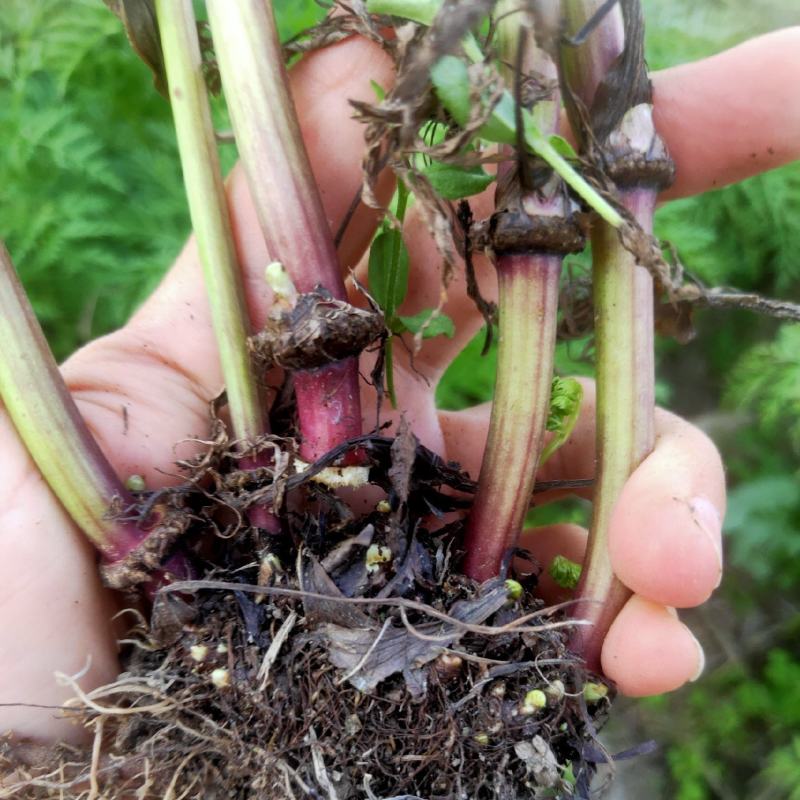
[420, 160, 493, 199]
[541, 376, 583, 465]
[366, 0, 440, 26]
[370, 79, 386, 101]
[547, 134, 578, 159]
[548, 554, 582, 590]
[396, 309, 455, 339]
[367, 183, 457, 405]
[368, 228, 409, 320]
[429, 56, 472, 129]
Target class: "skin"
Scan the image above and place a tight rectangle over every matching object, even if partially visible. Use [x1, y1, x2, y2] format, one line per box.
[1, 26, 799, 744]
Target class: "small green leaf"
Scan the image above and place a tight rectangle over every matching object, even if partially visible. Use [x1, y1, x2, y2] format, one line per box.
[421, 160, 494, 199]
[370, 79, 386, 101]
[480, 90, 517, 145]
[548, 134, 577, 159]
[430, 55, 471, 127]
[368, 229, 409, 318]
[366, 0, 440, 26]
[541, 377, 583, 464]
[420, 120, 446, 147]
[397, 309, 455, 339]
[431, 56, 517, 145]
[548, 554, 582, 590]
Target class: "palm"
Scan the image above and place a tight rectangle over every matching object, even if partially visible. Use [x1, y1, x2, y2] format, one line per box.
[3, 26, 797, 743]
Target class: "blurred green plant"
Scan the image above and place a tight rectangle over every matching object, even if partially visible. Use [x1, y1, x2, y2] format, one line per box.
[646, 647, 800, 800]
[0, 0, 323, 360]
[0, 0, 188, 358]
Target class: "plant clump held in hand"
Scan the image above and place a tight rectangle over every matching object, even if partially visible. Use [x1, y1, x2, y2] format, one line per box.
[4, 1, 800, 798]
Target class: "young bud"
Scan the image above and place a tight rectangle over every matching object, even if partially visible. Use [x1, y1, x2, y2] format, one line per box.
[366, 544, 393, 574]
[583, 681, 609, 702]
[520, 689, 547, 715]
[190, 644, 209, 663]
[211, 668, 231, 689]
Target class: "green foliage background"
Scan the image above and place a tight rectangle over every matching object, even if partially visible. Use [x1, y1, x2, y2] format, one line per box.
[1, 1, 798, 796]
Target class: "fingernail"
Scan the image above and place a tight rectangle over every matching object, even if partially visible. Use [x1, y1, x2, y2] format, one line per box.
[689, 495, 723, 586]
[688, 630, 706, 682]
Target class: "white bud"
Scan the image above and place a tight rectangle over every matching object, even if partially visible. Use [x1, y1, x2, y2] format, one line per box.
[211, 668, 230, 689]
[264, 261, 297, 305]
[189, 644, 208, 663]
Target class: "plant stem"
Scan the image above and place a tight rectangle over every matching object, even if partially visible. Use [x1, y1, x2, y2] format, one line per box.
[385, 181, 410, 407]
[155, 0, 264, 449]
[569, 189, 655, 667]
[462, 254, 561, 581]
[155, 0, 278, 532]
[0, 242, 180, 571]
[559, 0, 673, 670]
[206, 0, 364, 463]
[463, 3, 584, 580]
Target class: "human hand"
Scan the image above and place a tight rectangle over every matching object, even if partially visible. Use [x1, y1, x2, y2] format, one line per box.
[1, 26, 798, 743]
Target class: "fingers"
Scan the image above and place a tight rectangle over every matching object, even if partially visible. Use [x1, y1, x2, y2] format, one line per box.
[518, 525, 706, 696]
[62, 35, 394, 485]
[601, 597, 704, 696]
[609, 413, 725, 608]
[655, 27, 800, 200]
[0, 418, 120, 742]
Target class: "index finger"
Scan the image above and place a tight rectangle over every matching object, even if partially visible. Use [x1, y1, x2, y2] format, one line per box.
[655, 27, 800, 199]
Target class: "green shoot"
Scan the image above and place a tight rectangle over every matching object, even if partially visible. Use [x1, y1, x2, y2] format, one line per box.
[549, 555, 583, 590]
[541, 377, 583, 464]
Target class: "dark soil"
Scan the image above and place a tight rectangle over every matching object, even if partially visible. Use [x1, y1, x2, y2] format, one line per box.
[1, 419, 612, 799]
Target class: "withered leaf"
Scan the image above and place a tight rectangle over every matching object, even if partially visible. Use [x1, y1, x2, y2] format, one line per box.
[103, 0, 167, 97]
[150, 592, 197, 647]
[301, 555, 372, 628]
[389, 417, 418, 505]
[322, 583, 508, 695]
[320, 524, 375, 574]
[514, 736, 560, 788]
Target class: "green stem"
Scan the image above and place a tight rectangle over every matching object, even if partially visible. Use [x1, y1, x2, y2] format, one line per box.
[559, 0, 669, 671]
[386, 181, 410, 407]
[525, 127, 623, 227]
[569, 188, 656, 669]
[0, 242, 148, 560]
[155, 0, 264, 447]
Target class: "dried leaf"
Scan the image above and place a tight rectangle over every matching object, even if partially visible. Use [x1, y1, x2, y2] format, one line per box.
[320, 524, 376, 574]
[389, 417, 418, 505]
[150, 592, 197, 647]
[302, 556, 372, 628]
[323, 584, 508, 694]
[514, 736, 560, 788]
[103, 0, 166, 96]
